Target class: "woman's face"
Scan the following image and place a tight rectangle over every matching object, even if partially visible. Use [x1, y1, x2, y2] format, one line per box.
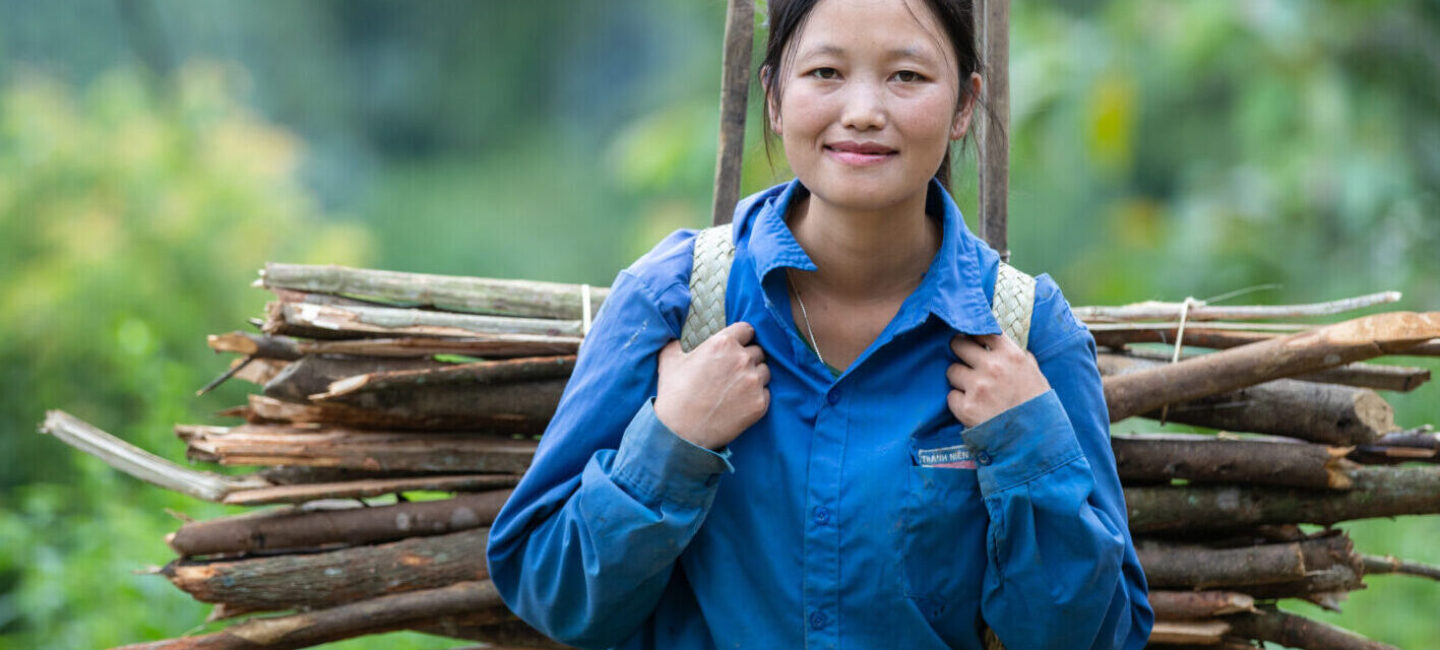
[770, 0, 973, 216]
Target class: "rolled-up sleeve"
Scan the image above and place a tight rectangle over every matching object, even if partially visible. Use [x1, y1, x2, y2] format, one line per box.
[486, 233, 734, 649]
[962, 275, 1154, 650]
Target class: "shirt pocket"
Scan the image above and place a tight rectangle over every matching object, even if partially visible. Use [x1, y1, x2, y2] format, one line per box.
[899, 423, 989, 621]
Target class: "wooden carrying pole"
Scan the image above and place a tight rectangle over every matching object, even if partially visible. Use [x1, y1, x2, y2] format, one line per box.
[711, 0, 754, 226]
[976, 0, 1010, 258]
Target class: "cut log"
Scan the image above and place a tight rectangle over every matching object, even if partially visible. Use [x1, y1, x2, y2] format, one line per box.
[1075, 292, 1400, 323]
[1101, 349, 1430, 394]
[222, 474, 518, 506]
[315, 355, 577, 400]
[1145, 620, 1232, 646]
[1126, 464, 1440, 533]
[308, 380, 566, 434]
[209, 330, 580, 360]
[1103, 311, 1440, 421]
[1136, 535, 1354, 589]
[1147, 591, 1255, 619]
[242, 390, 560, 433]
[262, 355, 445, 403]
[1224, 608, 1399, 650]
[114, 580, 507, 650]
[261, 262, 610, 320]
[1111, 435, 1357, 489]
[163, 527, 488, 611]
[178, 424, 537, 474]
[169, 490, 512, 557]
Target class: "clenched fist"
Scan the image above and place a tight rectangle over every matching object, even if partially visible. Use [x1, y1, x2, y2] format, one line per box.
[654, 322, 771, 450]
[946, 333, 1050, 428]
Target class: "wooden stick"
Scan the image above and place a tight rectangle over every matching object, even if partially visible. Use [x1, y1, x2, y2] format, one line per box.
[975, 0, 1010, 258]
[1145, 620, 1232, 646]
[114, 580, 508, 650]
[261, 263, 610, 320]
[1099, 355, 1397, 445]
[1102, 348, 1430, 393]
[163, 528, 489, 611]
[240, 390, 560, 434]
[264, 302, 583, 340]
[209, 330, 581, 360]
[711, 0, 753, 226]
[1137, 535, 1357, 590]
[1224, 608, 1399, 650]
[1075, 291, 1401, 323]
[222, 474, 518, 506]
[1126, 464, 1440, 533]
[315, 356, 577, 400]
[169, 490, 512, 557]
[262, 355, 445, 403]
[1360, 554, 1440, 581]
[1091, 327, 1276, 350]
[1103, 311, 1440, 422]
[39, 411, 270, 502]
[1147, 591, 1256, 619]
[178, 425, 538, 474]
[1110, 435, 1356, 489]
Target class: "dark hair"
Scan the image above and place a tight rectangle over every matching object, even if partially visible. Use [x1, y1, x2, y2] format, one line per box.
[758, 0, 985, 193]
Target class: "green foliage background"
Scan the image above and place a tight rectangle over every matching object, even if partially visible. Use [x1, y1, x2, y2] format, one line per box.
[1, 1, 1436, 648]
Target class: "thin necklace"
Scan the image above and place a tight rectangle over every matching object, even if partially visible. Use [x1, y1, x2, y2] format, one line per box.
[788, 271, 826, 367]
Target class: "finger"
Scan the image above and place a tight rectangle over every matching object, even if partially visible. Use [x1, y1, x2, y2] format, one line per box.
[745, 343, 766, 365]
[946, 389, 967, 420]
[950, 334, 986, 366]
[755, 362, 771, 387]
[946, 362, 974, 389]
[718, 321, 756, 346]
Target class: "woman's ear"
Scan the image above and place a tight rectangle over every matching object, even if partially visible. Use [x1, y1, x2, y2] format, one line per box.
[762, 65, 783, 134]
[950, 73, 983, 140]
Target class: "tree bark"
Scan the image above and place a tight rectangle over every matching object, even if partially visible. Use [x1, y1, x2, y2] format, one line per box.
[1146, 591, 1255, 619]
[169, 490, 512, 557]
[1091, 327, 1276, 350]
[209, 330, 580, 360]
[1075, 292, 1400, 323]
[222, 474, 518, 506]
[1125, 465, 1440, 533]
[240, 389, 560, 434]
[1111, 435, 1357, 489]
[1223, 608, 1399, 650]
[1101, 350, 1428, 394]
[179, 425, 537, 474]
[1136, 535, 1355, 589]
[262, 355, 445, 403]
[1360, 554, 1440, 581]
[114, 580, 508, 650]
[264, 301, 583, 341]
[1144, 621, 1231, 646]
[1103, 311, 1440, 421]
[261, 262, 610, 321]
[315, 356, 576, 400]
[163, 528, 488, 611]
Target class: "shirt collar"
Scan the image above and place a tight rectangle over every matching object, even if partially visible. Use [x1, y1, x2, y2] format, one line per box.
[732, 178, 1001, 336]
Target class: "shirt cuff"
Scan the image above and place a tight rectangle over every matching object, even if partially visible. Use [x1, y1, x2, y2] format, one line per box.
[611, 398, 736, 507]
[961, 390, 1085, 494]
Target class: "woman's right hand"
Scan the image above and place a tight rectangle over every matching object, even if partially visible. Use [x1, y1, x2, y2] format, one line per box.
[654, 322, 771, 450]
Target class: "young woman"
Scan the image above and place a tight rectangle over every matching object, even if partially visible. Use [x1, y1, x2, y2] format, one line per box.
[487, 0, 1154, 647]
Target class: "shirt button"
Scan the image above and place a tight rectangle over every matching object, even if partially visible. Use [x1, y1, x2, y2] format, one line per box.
[810, 611, 828, 630]
[813, 506, 830, 524]
[976, 451, 993, 465]
[826, 390, 841, 405]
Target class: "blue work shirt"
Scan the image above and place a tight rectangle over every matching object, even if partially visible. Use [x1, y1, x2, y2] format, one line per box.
[487, 179, 1154, 649]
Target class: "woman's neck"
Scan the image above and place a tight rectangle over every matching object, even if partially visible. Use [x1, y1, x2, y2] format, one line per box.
[786, 190, 941, 301]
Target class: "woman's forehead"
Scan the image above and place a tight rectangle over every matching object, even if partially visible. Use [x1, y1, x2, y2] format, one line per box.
[789, 0, 952, 63]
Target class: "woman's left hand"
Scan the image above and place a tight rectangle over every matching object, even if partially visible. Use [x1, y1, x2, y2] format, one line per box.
[946, 333, 1051, 428]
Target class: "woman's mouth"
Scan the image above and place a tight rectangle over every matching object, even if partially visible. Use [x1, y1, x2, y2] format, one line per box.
[824, 142, 898, 166]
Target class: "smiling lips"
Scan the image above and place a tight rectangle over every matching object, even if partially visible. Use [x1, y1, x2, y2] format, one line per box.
[824, 141, 898, 166]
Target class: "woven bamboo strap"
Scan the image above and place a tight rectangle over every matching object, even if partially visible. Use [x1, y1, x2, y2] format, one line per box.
[681, 225, 737, 352]
[992, 261, 1035, 350]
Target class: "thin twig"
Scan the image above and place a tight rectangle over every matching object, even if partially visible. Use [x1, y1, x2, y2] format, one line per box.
[1074, 291, 1401, 323]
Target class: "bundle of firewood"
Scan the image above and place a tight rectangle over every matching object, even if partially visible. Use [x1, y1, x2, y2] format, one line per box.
[41, 263, 1440, 649]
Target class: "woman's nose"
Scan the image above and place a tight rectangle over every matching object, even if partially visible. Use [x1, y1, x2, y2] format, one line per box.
[839, 82, 887, 131]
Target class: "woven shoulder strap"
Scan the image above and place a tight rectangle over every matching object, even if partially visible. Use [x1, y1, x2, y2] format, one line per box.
[992, 261, 1036, 351]
[681, 225, 736, 352]
[680, 226, 1036, 353]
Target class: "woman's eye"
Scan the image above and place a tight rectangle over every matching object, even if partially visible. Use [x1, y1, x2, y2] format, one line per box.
[893, 70, 923, 82]
[809, 67, 839, 80]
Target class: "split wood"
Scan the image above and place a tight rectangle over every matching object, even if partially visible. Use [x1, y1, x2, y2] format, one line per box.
[261, 262, 609, 320]
[1103, 311, 1440, 421]
[208, 330, 581, 360]
[178, 424, 537, 474]
[263, 301, 582, 340]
